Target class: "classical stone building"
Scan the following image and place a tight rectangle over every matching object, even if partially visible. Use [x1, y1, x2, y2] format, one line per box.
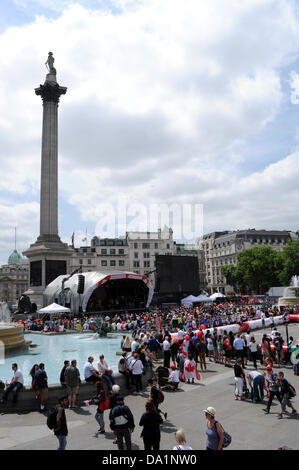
[0, 250, 29, 306]
[197, 229, 298, 294]
[70, 228, 175, 288]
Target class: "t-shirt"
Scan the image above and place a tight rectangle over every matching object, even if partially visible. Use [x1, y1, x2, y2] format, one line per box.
[233, 338, 245, 350]
[130, 359, 144, 375]
[163, 340, 170, 351]
[64, 366, 80, 387]
[169, 370, 179, 383]
[248, 371, 263, 380]
[34, 369, 48, 389]
[83, 362, 96, 379]
[13, 369, 24, 385]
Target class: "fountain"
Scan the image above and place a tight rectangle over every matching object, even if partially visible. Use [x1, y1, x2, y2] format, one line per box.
[0, 302, 30, 356]
[278, 275, 299, 307]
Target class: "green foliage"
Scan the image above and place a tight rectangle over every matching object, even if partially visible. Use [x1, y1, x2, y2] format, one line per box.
[279, 239, 299, 285]
[222, 246, 282, 294]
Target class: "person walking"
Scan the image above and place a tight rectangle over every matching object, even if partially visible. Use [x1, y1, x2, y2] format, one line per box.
[109, 395, 135, 450]
[204, 407, 224, 451]
[1, 363, 23, 405]
[34, 363, 48, 412]
[64, 359, 81, 409]
[264, 366, 282, 414]
[277, 371, 297, 419]
[234, 358, 245, 400]
[53, 395, 69, 450]
[94, 380, 109, 433]
[118, 353, 131, 391]
[139, 400, 163, 451]
[148, 377, 167, 420]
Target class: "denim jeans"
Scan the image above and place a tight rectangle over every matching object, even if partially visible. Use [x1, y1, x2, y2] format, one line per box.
[2, 382, 23, 403]
[56, 435, 67, 450]
[253, 375, 265, 401]
[95, 410, 105, 430]
[101, 374, 115, 391]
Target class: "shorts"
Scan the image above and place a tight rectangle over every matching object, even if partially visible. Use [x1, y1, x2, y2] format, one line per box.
[36, 388, 48, 402]
[66, 385, 79, 395]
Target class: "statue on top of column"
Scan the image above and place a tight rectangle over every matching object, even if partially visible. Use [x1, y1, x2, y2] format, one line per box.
[45, 52, 57, 84]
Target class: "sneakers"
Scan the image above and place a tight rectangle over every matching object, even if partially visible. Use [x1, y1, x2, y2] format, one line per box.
[291, 409, 297, 415]
[277, 414, 283, 419]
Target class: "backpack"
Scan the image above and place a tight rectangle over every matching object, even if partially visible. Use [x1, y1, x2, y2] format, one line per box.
[215, 421, 232, 448]
[157, 389, 164, 404]
[288, 383, 296, 398]
[47, 407, 58, 430]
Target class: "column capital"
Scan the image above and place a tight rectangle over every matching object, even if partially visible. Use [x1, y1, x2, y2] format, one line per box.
[35, 82, 67, 104]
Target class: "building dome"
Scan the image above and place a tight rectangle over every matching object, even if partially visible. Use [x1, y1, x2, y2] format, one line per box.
[8, 249, 22, 264]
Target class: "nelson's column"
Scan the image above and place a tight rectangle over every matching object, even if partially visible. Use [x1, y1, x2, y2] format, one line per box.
[23, 53, 74, 308]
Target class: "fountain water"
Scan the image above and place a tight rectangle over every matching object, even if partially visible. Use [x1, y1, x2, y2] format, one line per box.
[278, 275, 299, 307]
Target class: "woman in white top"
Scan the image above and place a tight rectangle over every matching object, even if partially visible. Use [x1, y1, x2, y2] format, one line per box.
[173, 428, 192, 450]
[97, 354, 115, 391]
[130, 353, 144, 395]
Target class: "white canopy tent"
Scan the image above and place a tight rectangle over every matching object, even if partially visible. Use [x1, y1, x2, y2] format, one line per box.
[181, 294, 213, 307]
[210, 292, 226, 300]
[38, 303, 71, 315]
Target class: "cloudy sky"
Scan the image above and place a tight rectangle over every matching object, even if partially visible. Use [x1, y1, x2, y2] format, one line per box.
[0, 0, 299, 264]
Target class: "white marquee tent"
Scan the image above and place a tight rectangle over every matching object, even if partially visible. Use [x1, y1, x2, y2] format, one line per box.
[38, 303, 71, 315]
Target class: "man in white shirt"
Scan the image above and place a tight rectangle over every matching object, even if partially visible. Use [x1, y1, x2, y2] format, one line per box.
[163, 336, 171, 368]
[233, 334, 245, 367]
[83, 357, 102, 384]
[1, 363, 24, 404]
[168, 365, 180, 391]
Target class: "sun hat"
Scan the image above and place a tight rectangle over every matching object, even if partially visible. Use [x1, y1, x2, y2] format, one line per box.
[203, 406, 216, 417]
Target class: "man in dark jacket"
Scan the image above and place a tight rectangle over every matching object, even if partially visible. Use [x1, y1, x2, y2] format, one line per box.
[54, 395, 69, 450]
[109, 395, 135, 450]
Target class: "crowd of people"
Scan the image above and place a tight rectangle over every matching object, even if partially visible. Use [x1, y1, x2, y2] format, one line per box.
[2, 301, 299, 450]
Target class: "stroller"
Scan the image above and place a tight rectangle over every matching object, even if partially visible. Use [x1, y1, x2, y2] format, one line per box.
[156, 366, 170, 388]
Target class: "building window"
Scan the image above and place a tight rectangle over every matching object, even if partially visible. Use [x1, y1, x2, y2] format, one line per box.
[101, 249, 107, 255]
[119, 249, 124, 255]
[79, 259, 83, 265]
[154, 243, 159, 249]
[88, 259, 91, 265]
[167, 244, 170, 249]
[142, 243, 150, 249]
[134, 252, 139, 259]
[133, 261, 140, 268]
[101, 260, 107, 266]
[110, 249, 116, 255]
[119, 260, 125, 266]
[143, 252, 150, 258]
[134, 243, 138, 249]
[144, 261, 150, 268]
[110, 260, 116, 266]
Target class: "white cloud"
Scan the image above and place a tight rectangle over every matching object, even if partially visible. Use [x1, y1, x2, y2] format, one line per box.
[0, 0, 298, 258]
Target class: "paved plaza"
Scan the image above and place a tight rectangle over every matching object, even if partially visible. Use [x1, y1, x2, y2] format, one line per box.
[0, 322, 298, 451]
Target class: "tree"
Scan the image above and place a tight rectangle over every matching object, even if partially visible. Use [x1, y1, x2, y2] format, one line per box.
[222, 247, 282, 294]
[279, 239, 299, 286]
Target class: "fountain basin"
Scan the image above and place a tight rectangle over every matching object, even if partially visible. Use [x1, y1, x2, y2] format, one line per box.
[0, 324, 30, 355]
